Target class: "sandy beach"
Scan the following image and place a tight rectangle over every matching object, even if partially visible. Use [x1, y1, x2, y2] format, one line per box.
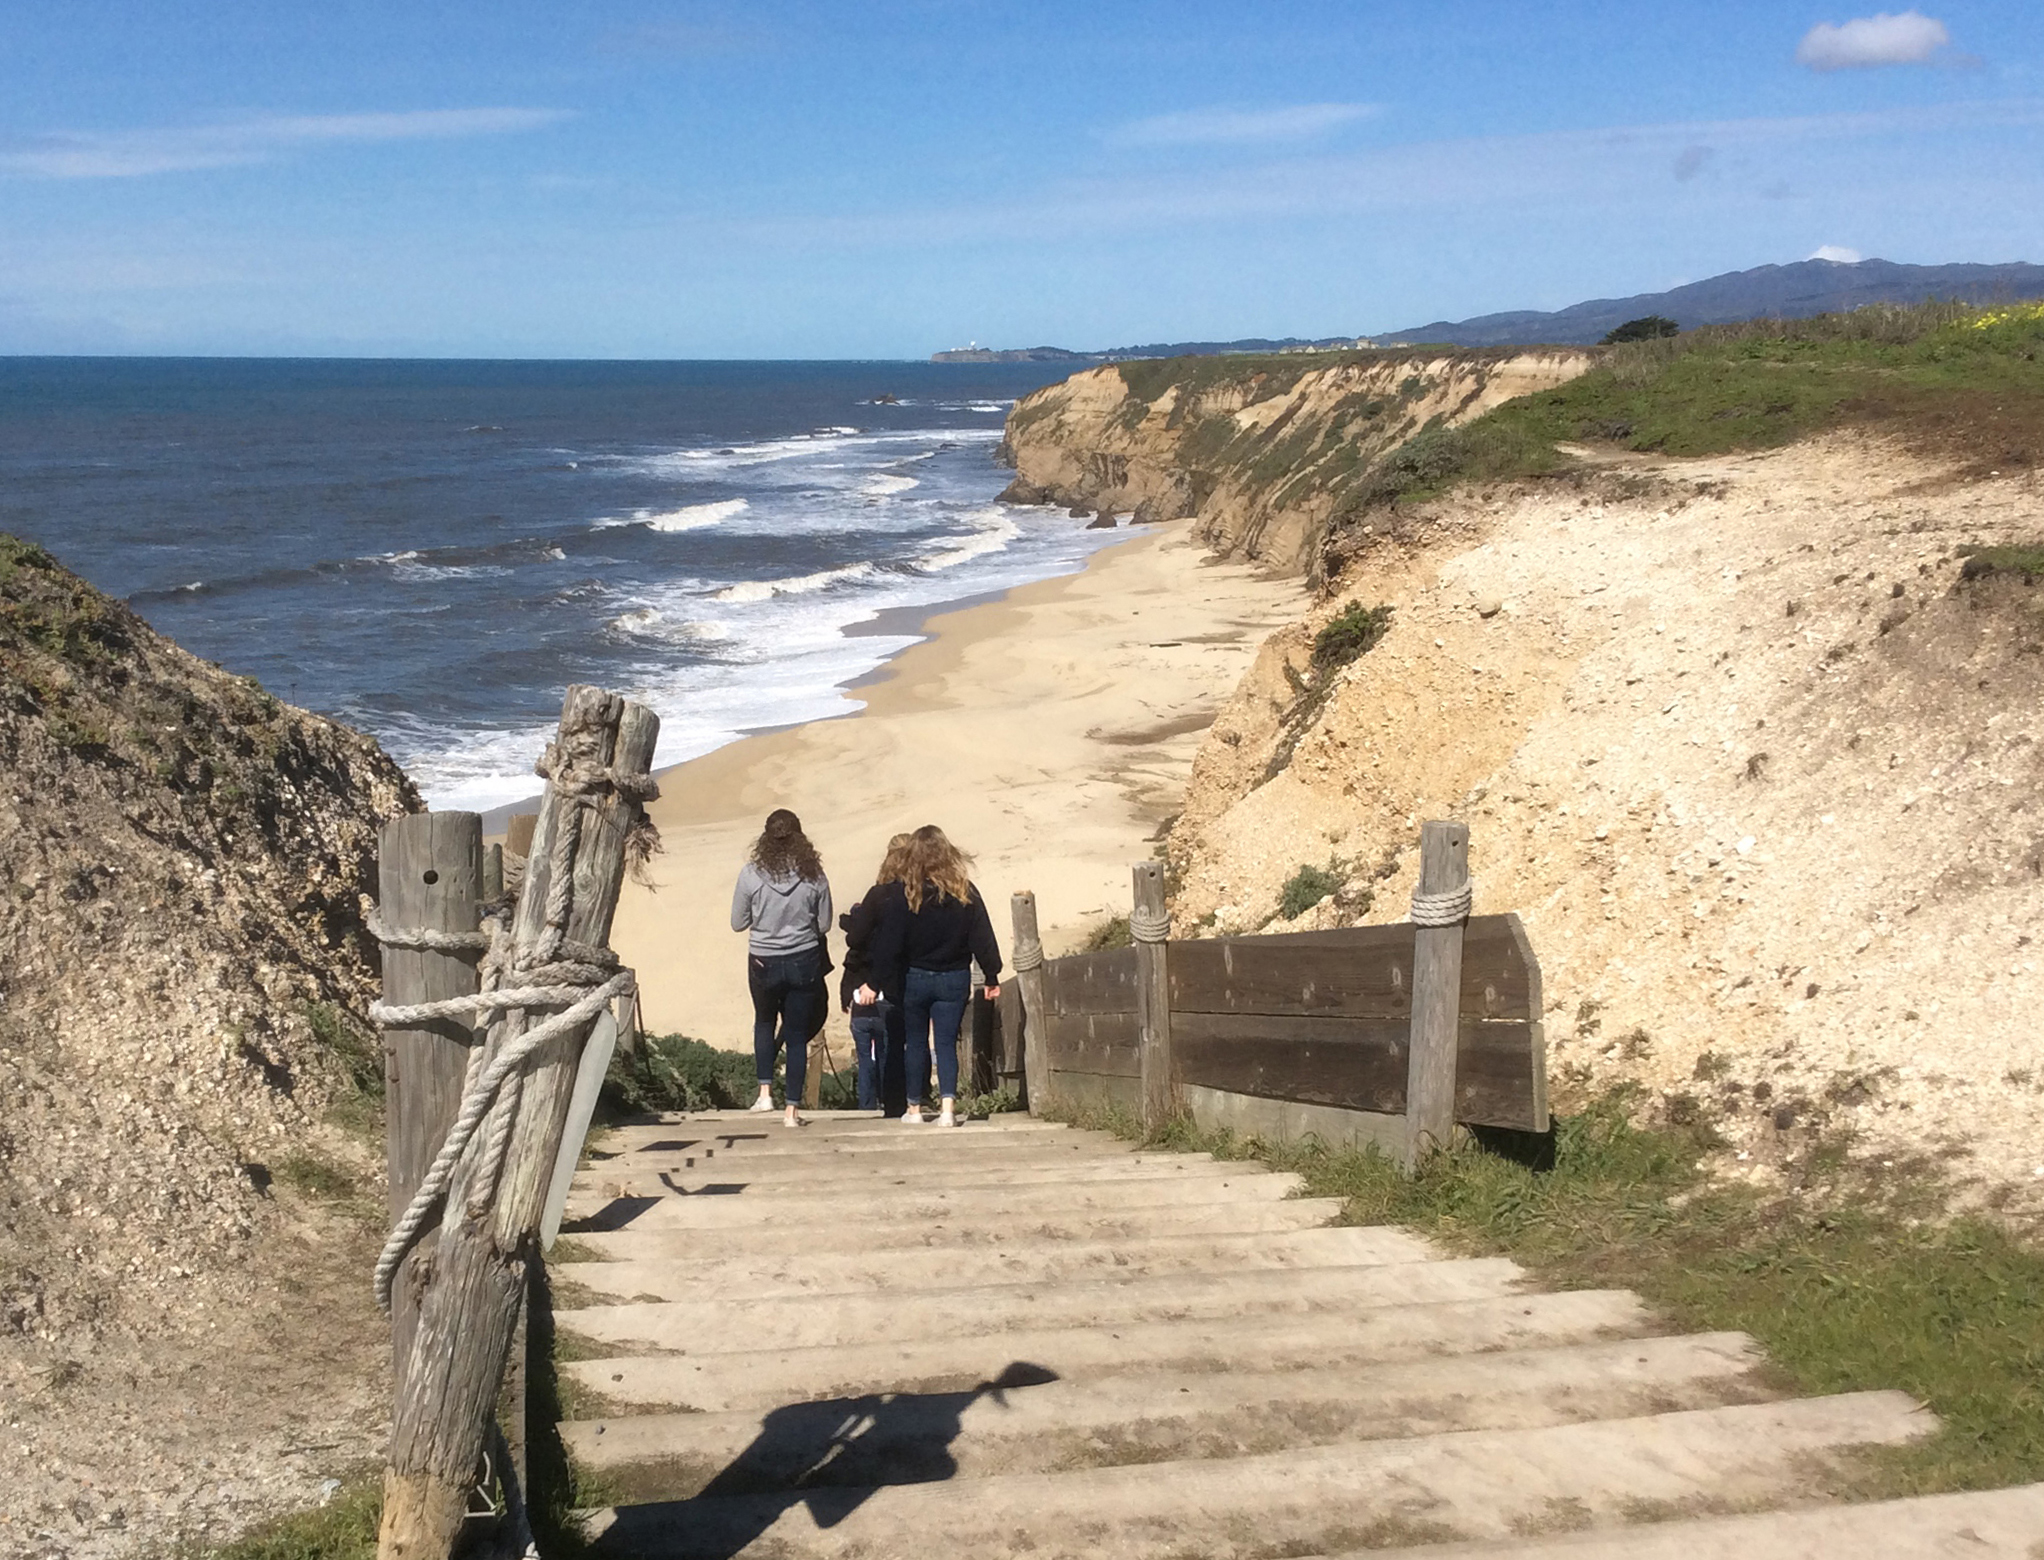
[608, 521, 1303, 1048]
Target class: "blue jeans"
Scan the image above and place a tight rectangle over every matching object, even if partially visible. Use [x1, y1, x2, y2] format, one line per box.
[902, 965, 970, 1107]
[849, 1002, 889, 1111]
[748, 948, 822, 1104]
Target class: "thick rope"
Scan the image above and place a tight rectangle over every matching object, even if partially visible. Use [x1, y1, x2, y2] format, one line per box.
[1010, 937, 1045, 973]
[1410, 883, 1474, 927]
[1129, 907, 1171, 944]
[369, 959, 631, 1312]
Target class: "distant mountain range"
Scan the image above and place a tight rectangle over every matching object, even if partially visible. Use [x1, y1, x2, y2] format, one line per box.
[932, 259, 2044, 362]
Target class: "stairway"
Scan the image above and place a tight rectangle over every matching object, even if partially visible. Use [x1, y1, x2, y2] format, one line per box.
[552, 1112, 2044, 1558]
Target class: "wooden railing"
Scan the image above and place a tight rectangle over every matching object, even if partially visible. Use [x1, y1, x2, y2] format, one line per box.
[1000, 821, 1547, 1167]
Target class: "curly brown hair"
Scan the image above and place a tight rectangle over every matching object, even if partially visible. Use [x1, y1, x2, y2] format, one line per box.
[903, 823, 972, 912]
[751, 808, 823, 881]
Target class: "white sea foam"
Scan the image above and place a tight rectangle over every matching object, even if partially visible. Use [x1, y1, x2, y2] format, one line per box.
[713, 562, 880, 604]
[595, 497, 750, 532]
[862, 473, 920, 497]
[919, 507, 1023, 572]
[608, 607, 732, 643]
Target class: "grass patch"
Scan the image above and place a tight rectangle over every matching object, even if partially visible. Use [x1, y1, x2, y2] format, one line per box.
[1338, 301, 2044, 518]
[1959, 543, 2044, 582]
[603, 1032, 764, 1114]
[1062, 1090, 2044, 1499]
[196, 1478, 379, 1560]
[272, 1152, 356, 1200]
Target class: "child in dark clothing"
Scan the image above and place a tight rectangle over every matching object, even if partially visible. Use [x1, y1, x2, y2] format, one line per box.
[839, 833, 911, 1113]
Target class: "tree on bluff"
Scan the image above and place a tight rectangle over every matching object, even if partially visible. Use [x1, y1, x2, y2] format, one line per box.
[1602, 315, 1681, 344]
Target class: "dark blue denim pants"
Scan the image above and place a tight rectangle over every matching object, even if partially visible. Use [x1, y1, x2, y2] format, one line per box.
[848, 1001, 889, 1111]
[748, 948, 821, 1103]
[902, 965, 971, 1106]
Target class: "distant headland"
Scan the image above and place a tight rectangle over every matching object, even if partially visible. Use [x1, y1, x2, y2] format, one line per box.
[933, 256, 2044, 361]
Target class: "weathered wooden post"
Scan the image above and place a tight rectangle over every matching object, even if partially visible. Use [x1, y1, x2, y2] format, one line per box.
[1131, 861, 1174, 1130]
[377, 812, 483, 1377]
[378, 687, 657, 1560]
[1009, 891, 1049, 1113]
[1404, 819, 1471, 1172]
[481, 841, 504, 903]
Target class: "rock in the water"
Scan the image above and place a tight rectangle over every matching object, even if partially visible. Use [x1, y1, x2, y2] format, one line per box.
[1068, 505, 1094, 519]
[994, 478, 1047, 505]
[1086, 511, 1119, 529]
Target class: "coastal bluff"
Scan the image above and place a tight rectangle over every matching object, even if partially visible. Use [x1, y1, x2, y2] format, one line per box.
[0, 536, 416, 1552]
[996, 328, 2044, 1208]
[997, 348, 1592, 576]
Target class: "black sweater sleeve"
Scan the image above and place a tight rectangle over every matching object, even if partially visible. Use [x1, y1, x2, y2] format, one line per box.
[967, 887, 1003, 982]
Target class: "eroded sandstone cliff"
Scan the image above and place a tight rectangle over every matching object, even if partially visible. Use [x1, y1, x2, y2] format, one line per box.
[998, 348, 1592, 576]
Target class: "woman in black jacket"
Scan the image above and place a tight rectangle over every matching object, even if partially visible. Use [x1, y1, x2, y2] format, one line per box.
[856, 824, 1002, 1126]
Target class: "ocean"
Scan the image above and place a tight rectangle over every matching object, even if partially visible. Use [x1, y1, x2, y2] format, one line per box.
[0, 357, 1106, 811]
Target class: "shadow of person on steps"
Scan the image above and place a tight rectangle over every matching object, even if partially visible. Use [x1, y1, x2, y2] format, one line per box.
[591, 1361, 1059, 1559]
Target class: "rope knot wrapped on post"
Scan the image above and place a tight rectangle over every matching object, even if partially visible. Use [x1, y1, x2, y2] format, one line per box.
[1409, 881, 1473, 928]
[1128, 906, 1172, 945]
[1010, 936, 1045, 973]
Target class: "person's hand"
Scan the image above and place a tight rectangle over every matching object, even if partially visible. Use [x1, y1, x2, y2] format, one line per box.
[984, 982, 1000, 1001]
[854, 984, 878, 1006]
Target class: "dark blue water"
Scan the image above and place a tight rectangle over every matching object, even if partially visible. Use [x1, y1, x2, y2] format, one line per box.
[0, 358, 1103, 807]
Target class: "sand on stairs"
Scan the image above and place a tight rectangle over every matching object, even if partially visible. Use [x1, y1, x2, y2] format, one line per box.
[549, 1110, 2041, 1559]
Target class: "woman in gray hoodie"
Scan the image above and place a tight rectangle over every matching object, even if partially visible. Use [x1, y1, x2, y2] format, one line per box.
[730, 809, 833, 1127]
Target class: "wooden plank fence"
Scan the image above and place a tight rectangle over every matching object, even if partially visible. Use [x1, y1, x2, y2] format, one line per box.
[1002, 819, 1546, 1168]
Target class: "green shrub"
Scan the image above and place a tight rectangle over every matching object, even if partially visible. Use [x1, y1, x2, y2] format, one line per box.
[603, 1032, 764, 1113]
[1310, 603, 1394, 671]
[1278, 862, 1343, 919]
[1081, 914, 1132, 951]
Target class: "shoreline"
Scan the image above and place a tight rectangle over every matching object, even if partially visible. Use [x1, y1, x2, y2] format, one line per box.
[478, 580, 1076, 834]
[607, 521, 1305, 1047]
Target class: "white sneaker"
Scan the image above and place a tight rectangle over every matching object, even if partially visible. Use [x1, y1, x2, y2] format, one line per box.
[937, 1111, 958, 1128]
[783, 1110, 803, 1129]
[901, 1107, 925, 1124]
[747, 1095, 775, 1112]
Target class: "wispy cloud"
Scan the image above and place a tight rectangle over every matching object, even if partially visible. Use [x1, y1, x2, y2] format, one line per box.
[1810, 244, 1865, 261]
[0, 108, 571, 179]
[1109, 102, 1379, 148]
[1796, 11, 1954, 70]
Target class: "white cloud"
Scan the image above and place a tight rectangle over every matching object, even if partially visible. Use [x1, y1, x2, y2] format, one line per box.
[1809, 244, 1865, 261]
[0, 108, 570, 179]
[1111, 103, 1379, 148]
[1796, 11, 1951, 70]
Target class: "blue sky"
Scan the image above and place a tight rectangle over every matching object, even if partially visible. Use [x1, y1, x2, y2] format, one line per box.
[2, 2, 2040, 357]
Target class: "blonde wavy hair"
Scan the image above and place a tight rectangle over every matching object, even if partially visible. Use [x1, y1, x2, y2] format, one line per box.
[875, 832, 913, 885]
[904, 823, 973, 912]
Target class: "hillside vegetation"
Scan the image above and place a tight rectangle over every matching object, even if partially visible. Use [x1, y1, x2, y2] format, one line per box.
[0, 537, 417, 1554]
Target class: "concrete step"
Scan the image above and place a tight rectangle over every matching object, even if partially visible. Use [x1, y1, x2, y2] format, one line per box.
[559, 1287, 1646, 1413]
[562, 1331, 1768, 1499]
[558, 1225, 1437, 1301]
[569, 1154, 1250, 1200]
[561, 1168, 1307, 1234]
[588, 1141, 1144, 1178]
[554, 1195, 1345, 1261]
[601, 1115, 1074, 1147]
[556, 1255, 1526, 1355]
[579, 1392, 1933, 1559]
[1357, 1483, 2044, 1558]
[593, 1125, 1112, 1166]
